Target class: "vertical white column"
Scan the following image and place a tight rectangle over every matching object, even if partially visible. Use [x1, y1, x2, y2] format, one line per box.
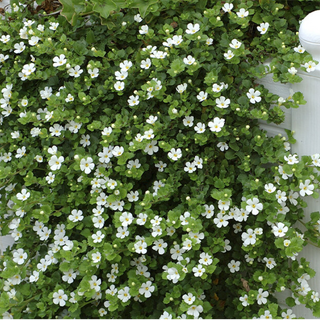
[291, 10, 320, 319]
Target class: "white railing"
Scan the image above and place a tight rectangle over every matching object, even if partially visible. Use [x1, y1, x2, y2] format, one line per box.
[258, 10, 320, 319]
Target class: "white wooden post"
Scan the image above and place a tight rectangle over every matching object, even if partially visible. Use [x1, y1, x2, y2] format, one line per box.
[291, 10, 320, 319]
[260, 10, 320, 319]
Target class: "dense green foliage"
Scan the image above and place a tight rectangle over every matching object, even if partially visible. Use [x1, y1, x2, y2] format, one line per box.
[1, 0, 320, 318]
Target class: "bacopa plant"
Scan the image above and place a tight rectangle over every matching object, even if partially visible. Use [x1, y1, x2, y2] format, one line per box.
[2, 0, 320, 318]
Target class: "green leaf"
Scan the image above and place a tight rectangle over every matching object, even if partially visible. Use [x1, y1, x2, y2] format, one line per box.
[92, 0, 118, 19]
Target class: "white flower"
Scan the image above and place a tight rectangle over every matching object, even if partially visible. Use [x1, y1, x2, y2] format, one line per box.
[176, 83, 188, 93]
[213, 212, 229, 228]
[167, 267, 180, 283]
[212, 83, 224, 92]
[152, 239, 167, 255]
[281, 309, 296, 319]
[16, 189, 30, 201]
[92, 230, 105, 243]
[46, 172, 55, 184]
[53, 289, 68, 306]
[69, 209, 84, 222]
[80, 157, 95, 174]
[294, 45, 305, 53]
[299, 179, 314, 196]
[114, 81, 125, 91]
[119, 211, 133, 227]
[199, 252, 213, 265]
[53, 54, 67, 67]
[241, 228, 256, 246]
[139, 281, 155, 298]
[139, 25, 149, 34]
[49, 22, 59, 30]
[134, 13, 142, 22]
[222, 3, 233, 12]
[185, 23, 200, 34]
[68, 65, 83, 77]
[312, 154, 320, 167]
[13, 248, 27, 265]
[240, 294, 249, 306]
[40, 86, 52, 99]
[257, 22, 270, 34]
[183, 55, 196, 65]
[194, 156, 203, 169]
[140, 58, 152, 69]
[89, 275, 101, 292]
[288, 67, 298, 75]
[197, 91, 207, 102]
[144, 140, 159, 155]
[184, 161, 197, 173]
[112, 146, 124, 157]
[216, 96, 230, 108]
[14, 42, 25, 54]
[208, 117, 225, 132]
[284, 154, 299, 164]
[229, 39, 242, 49]
[49, 123, 64, 136]
[228, 260, 240, 273]
[160, 311, 173, 319]
[275, 190, 287, 204]
[88, 68, 99, 78]
[0, 34, 10, 43]
[183, 293, 195, 305]
[194, 122, 206, 134]
[224, 50, 234, 60]
[217, 142, 229, 151]
[263, 257, 276, 269]
[303, 61, 316, 72]
[119, 60, 132, 71]
[237, 8, 249, 18]
[264, 183, 276, 193]
[246, 197, 263, 215]
[136, 213, 147, 225]
[128, 95, 139, 106]
[187, 305, 203, 318]
[183, 115, 194, 127]
[115, 70, 128, 80]
[272, 222, 288, 237]
[118, 287, 131, 302]
[28, 36, 40, 46]
[62, 269, 77, 283]
[168, 148, 182, 161]
[247, 88, 261, 103]
[257, 288, 269, 305]
[91, 252, 101, 263]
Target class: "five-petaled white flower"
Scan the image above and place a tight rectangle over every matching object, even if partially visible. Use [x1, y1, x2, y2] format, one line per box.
[256, 288, 269, 305]
[53, 289, 68, 306]
[185, 23, 200, 34]
[299, 179, 314, 196]
[303, 61, 317, 73]
[228, 260, 240, 273]
[16, 189, 30, 201]
[168, 148, 182, 161]
[224, 50, 234, 60]
[80, 157, 95, 174]
[139, 281, 155, 298]
[246, 197, 263, 215]
[247, 88, 261, 103]
[222, 3, 233, 13]
[118, 286, 131, 302]
[272, 222, 288, 237]
[183, 55, 196, 65]
[53, 54, 67, 67]
[13, 248, 27, 265]
[257, 22, 270, 34]
[237, 8, 249, 18]
[208, 117, 225, 132]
